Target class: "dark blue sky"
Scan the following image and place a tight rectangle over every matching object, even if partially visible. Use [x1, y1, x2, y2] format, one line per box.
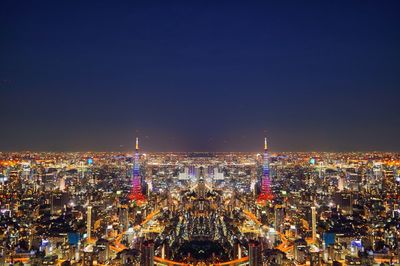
[1, 1, 400, 151]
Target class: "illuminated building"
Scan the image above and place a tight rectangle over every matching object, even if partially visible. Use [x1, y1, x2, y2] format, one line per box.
[95, 238, 110, 264]
[87, 205, 92, 240]
[310, 245, 321, 266]
[248, 240, 262, 266]
[257, 138, 273, 204]
[128, 137, 146, 203]
[51, 192, 68, 215]
[118, 206, 129, 231]
[294, 238, 308, 264]
[142, 240, 154, 266]
[274, 206, 285, 231]
[311, 206, 317, 242]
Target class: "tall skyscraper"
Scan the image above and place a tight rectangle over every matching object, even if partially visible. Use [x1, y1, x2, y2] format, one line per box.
[275, 206, 285, 232]
[128, 137, 145, 203]
[248, 240, 262, 266]
[311, 206, 317, 242]
[142, 240, 155, 266]
[87, 205, 92, 240]
[119, 206, 129, 231]
[257, 138, 274, 204]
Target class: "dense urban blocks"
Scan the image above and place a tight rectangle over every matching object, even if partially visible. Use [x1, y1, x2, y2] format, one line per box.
[1, 140, 400, 265]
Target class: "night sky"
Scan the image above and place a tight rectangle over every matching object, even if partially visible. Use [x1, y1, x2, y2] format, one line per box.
[1, 1, 400, 152]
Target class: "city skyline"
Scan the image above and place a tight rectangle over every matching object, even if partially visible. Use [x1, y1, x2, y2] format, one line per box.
[1, 143, 399, 265]
[1, 1, 400, 152]
[1, 2, 400, 263]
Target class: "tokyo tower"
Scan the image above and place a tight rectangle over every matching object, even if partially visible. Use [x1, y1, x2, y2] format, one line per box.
[128, 137, 146, 203]
[257, 138, 273, 204]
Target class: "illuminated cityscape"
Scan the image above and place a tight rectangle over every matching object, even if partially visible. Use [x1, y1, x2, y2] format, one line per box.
[2, 1, 400, 265]
[1, 138, 400, 265]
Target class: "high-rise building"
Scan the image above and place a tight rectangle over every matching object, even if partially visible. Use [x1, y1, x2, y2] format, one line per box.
[87, 205, 92, 240]
[275, 206, 285, 232]
[310, 245, 321, 266]
[334, 192, 353, 215]
[233, 240, 242, 259]
[142, 240, 154, 266]
[94, 238, 110, 264]
[51, 192, 69, 215]
[311, 206, 317, 242]
[128, 137, 145, 203]
[118, 206, 129, 231]
[294, 238, 308, 264]
[257, 138, 273, 204]
[248, 240, 262, 266]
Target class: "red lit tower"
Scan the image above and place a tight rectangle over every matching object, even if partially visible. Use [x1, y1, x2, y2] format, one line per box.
[129, 137, 146, 203]
[257, 138, 273, 204]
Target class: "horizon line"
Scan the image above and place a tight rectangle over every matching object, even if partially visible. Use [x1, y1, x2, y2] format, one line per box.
[1, 149, 399, 153]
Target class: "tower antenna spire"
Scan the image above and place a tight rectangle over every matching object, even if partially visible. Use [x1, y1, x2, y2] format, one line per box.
[258, 137, 273, 205]
[129, 136, 145, 203]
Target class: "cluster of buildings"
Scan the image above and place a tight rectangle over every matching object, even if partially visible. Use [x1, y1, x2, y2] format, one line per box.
[0, 139, 400, 265]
